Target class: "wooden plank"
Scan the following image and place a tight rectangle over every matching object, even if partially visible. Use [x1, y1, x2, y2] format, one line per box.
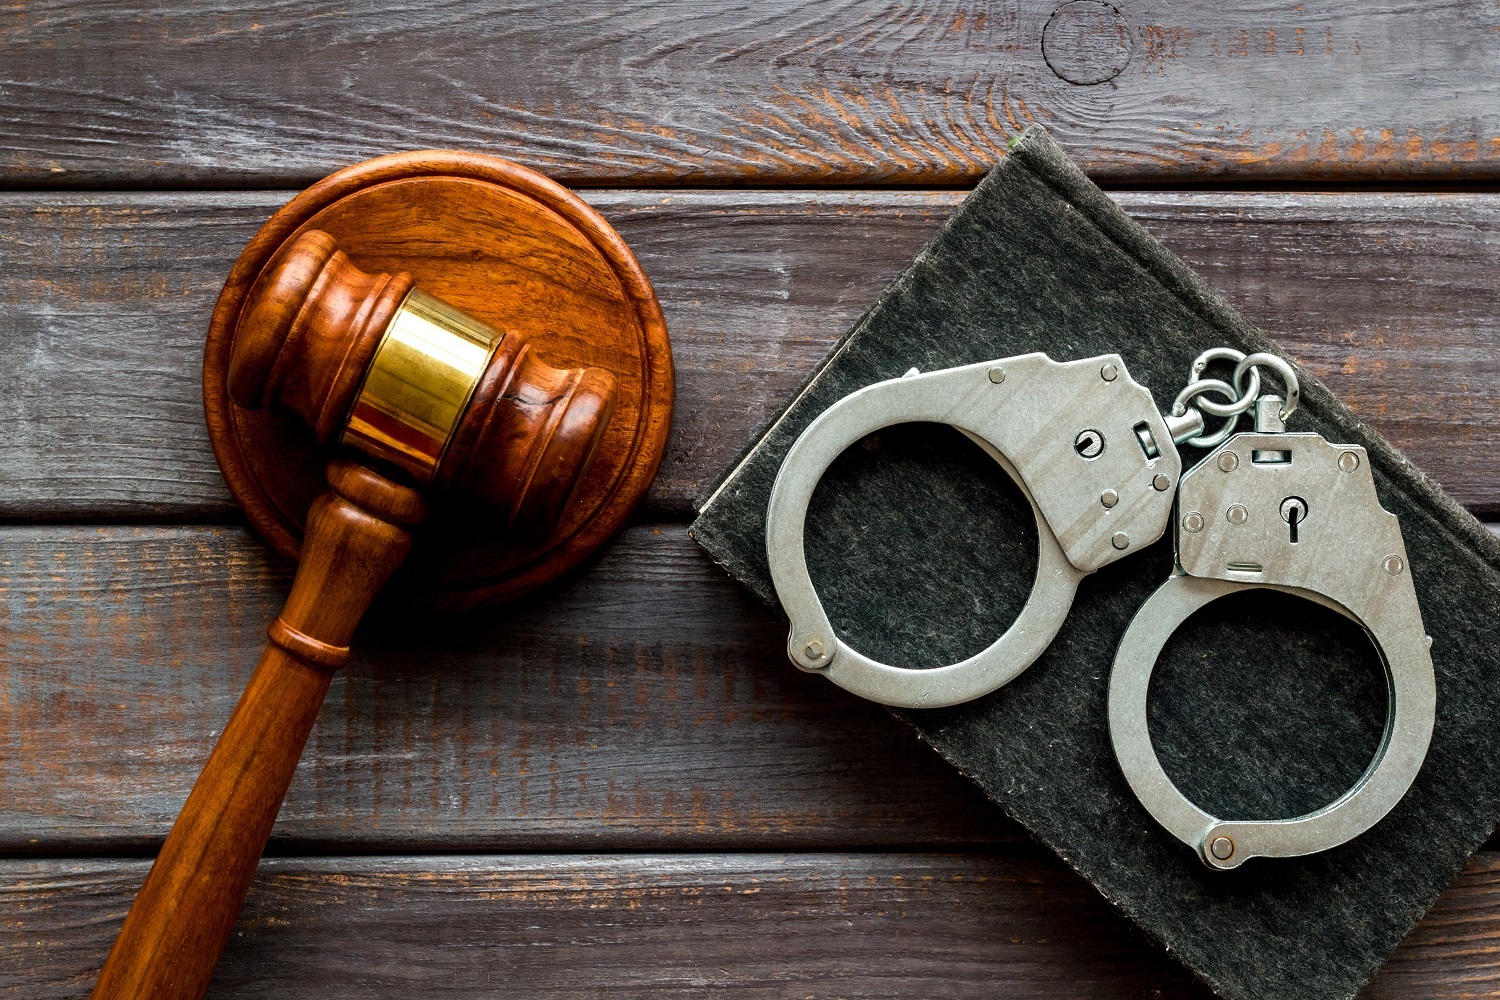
[6, 851, 1500, 998]
[0, 852, 1215, 998]
[3, 2, 1499, 187]
[6, 520, 1494, 853]
[1, 190, 1498, 520]
[0, 522, 1014, 851]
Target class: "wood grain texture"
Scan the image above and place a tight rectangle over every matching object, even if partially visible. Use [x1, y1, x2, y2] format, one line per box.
[6, 853, 1213, 998]
[3, 1, 1499, 187]
[90, 463, 426, 1000]
[1, 190, 1498, 520]
[7, 851, 1500, 998]
[0, 522, 1014, 852]
[7, 5, 1497, 993]
[203, 153, 674, 607]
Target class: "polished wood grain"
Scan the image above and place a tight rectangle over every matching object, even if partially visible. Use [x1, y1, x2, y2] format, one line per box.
[7, 852, 1500, 998]
[114, 149, 670, 995]
[91, 463, 428, 1000]
[3, 2, 1498, 187]
[0, 190, 1496, 521]
[228, 228, 619, 529]
[230, 230, 415, 444]
[203, 152, 673, 607]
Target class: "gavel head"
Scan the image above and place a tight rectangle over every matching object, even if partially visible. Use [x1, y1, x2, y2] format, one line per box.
[229, 230, 618, 532]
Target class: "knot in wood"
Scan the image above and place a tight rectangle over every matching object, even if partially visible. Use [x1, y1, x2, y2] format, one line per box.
[1042, 0, 1133, 86]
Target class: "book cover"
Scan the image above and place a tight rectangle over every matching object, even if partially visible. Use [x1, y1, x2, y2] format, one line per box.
[692, 128, 1500, 1000]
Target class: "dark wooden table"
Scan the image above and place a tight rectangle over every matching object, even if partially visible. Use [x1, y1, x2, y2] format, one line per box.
[3, 3, 1499, 996]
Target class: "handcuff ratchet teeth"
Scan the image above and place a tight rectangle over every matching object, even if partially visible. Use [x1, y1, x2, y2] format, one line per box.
[766, 352, 1189, 709]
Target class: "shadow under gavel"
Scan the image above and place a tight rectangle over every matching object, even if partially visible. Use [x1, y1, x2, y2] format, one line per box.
[91, 230, 618, 999]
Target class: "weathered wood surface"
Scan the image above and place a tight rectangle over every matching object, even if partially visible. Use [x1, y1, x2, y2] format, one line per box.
[7, 4, 1497, 996]
[2, 190, 1498, 521]
[0, 522, 1014, 851]
[4, 2, 1499, 187]
[5, 520, 1494, 855]
[6, 851, 1500, 998]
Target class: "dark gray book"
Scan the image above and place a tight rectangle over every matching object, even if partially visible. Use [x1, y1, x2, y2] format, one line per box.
[691, 128, 1500, 1000]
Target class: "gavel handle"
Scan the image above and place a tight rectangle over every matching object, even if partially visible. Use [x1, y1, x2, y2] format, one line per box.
[92, 462, 426, 1000]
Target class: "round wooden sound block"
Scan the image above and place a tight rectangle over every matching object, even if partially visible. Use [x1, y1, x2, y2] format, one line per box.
[205, 151, 673, 608]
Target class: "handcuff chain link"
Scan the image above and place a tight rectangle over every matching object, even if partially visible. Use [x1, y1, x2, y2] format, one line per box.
[1170, 348, 1302, 449]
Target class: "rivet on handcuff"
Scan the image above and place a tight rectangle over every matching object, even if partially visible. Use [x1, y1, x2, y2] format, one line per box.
[765, 348, 1434, 868]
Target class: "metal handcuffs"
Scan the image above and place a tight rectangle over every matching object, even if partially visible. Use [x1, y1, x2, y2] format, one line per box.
[765, 348, 1434, 867]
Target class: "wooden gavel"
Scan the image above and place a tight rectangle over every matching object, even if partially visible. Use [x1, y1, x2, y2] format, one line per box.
[91, 230, 618, 998]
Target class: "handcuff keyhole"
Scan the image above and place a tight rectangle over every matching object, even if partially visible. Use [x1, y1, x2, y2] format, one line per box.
[1073, 428, 1105, 459]
[1280, 496, 1308, 544]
